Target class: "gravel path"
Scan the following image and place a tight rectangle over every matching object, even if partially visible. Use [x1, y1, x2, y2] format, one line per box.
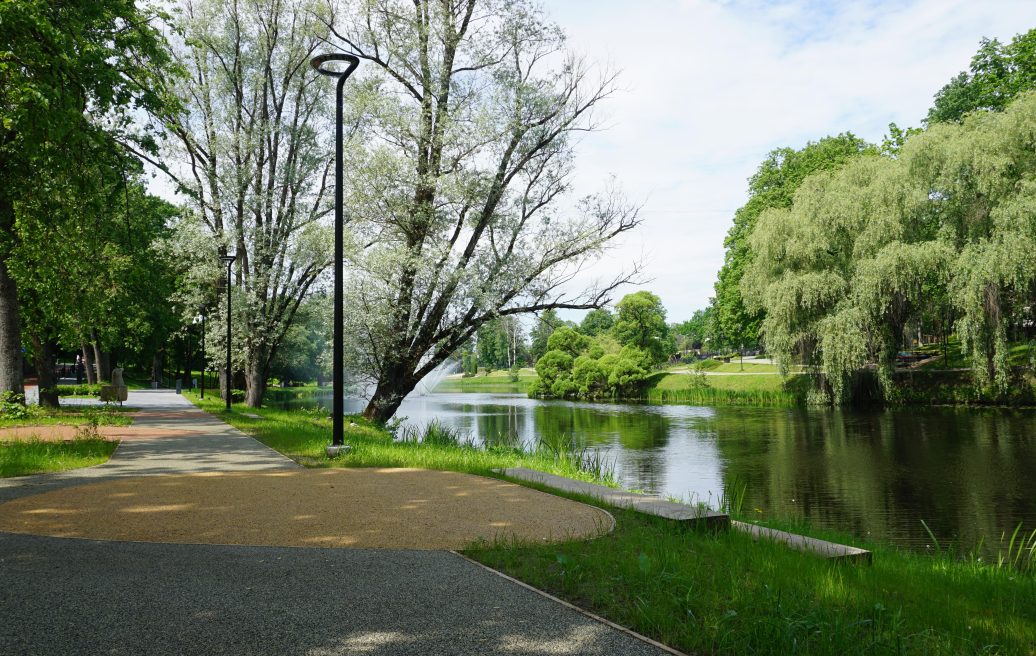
[0, 533, 666, 655]
[0, 389, 671, 655]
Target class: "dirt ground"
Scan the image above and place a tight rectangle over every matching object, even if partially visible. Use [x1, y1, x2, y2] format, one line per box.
[0, 425, 204, 441]
[0, 468, 613, 550]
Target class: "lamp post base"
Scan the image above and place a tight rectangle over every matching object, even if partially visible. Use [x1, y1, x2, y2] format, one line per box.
[325, 444, 352, 458]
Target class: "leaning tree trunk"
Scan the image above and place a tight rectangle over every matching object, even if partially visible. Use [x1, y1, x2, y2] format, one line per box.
[363, 362, 418, 424]
[82, 341, 97, 384]
[31, 336, 59, 408]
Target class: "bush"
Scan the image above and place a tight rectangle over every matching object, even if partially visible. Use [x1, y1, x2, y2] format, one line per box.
[0, 392, 29, 420]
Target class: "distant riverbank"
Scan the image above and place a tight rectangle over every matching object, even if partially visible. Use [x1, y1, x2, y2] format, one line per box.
[435, 363, 1036, 408]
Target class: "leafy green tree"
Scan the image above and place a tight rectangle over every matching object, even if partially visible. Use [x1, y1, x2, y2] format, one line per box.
[612, 291, 674, 366]
[269, 296, 331, 386]
[927, 29, 1036, 124]
[546, 326, 591, 358]
[579, 308, 614, 336]
[571, 354, 608, 397]
[673, 307, 714, 351]
[608, 346, 653, 395]
[712, 134, 875, 353]
[530, 309, 563, 362]
[0, 0, 172, 397]
[530, 350, 576, 398]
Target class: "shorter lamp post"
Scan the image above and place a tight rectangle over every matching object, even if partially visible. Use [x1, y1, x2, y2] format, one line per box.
[220, 253, 236, 411]
[195, 313, 207, 399]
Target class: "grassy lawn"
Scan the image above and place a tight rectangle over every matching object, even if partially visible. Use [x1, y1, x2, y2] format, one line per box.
[469, 503, 1036, 655]
[646, 372, 809, 405]
[670, 359, 785, 374]
[434, 369, 537, 394]
[0, 437, 118, 477]
[187, 391, 1036, 656]
[0, 405, 134, 429]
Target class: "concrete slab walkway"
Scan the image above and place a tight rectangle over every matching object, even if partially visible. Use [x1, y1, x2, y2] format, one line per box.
[0, 389, 671, 655]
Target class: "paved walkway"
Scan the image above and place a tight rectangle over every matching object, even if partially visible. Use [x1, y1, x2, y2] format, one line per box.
[0, 390, 669, 655]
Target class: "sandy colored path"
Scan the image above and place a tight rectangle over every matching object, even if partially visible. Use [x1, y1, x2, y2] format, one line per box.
[1, 390, 612, 549]
[0, 468, 611, 549]
[0, 425, 203, 441]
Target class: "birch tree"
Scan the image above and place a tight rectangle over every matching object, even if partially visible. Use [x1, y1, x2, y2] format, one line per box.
[325, 0, 641, 422]
[160, 0, 341, 406]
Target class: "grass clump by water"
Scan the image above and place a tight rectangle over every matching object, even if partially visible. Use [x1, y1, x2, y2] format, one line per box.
[0, 428, 118, 477]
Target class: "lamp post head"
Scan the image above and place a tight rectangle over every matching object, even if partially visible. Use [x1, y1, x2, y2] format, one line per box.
[219, 253, 236, 266]
[310, 53, 360, 80]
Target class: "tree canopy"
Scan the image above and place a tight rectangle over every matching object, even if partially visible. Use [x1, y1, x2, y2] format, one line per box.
[743, 91, 1036, 401]
[711, 133, 875, 352]
[0, 0, 173, 397]
[927, 28, 1036, 124]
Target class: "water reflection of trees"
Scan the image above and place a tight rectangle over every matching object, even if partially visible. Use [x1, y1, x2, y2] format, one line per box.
[712, 406, 1036, 552]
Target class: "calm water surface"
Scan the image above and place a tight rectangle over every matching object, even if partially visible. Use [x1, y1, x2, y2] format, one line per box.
[283, 391, 1036, 552]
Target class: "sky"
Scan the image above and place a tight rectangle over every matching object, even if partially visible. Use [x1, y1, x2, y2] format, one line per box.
[539, 0, 1036, 322]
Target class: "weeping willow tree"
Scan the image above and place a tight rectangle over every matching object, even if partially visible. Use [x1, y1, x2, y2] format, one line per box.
[743, 92, 1036, 402]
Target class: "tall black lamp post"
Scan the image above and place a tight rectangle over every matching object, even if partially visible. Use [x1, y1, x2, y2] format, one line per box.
[311, 52, 359, 456]
[220, 253, 236, 411]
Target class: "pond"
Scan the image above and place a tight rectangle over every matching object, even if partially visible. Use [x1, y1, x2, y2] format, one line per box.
[272, 390, 1036, 554]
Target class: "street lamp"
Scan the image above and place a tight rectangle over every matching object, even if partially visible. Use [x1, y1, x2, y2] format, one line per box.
[220, 253, 236, 411]
[194, 312, 207, 399]
[311, 52, 360, 457]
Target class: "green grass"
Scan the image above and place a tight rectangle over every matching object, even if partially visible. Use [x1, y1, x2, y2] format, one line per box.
[55, 383, 103, 397]
[0, 436, 118, 477]
[0, 405, 134, 429]
[434, 369, 537, 394]
[467, 503, 1036, 656]
[671, 359, 786, 374]
[184, 390, 612, 482]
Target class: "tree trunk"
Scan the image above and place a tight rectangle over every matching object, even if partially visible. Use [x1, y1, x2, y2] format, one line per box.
[0, 191, 24, 397]
[245, 355, 268, 408]
[90, 329, 110, 383]
[363, 364, 417, 423]
[82, 341, 97, 385]
[0, 254, 24, 398]
[150, 349, 162, 385]
[31, 336, 59, 408]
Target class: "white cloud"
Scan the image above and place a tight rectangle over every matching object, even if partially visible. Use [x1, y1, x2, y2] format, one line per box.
[544, 0, 1036, 321]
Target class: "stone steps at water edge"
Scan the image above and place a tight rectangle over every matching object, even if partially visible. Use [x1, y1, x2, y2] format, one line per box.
[496, 467, 871, 564]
